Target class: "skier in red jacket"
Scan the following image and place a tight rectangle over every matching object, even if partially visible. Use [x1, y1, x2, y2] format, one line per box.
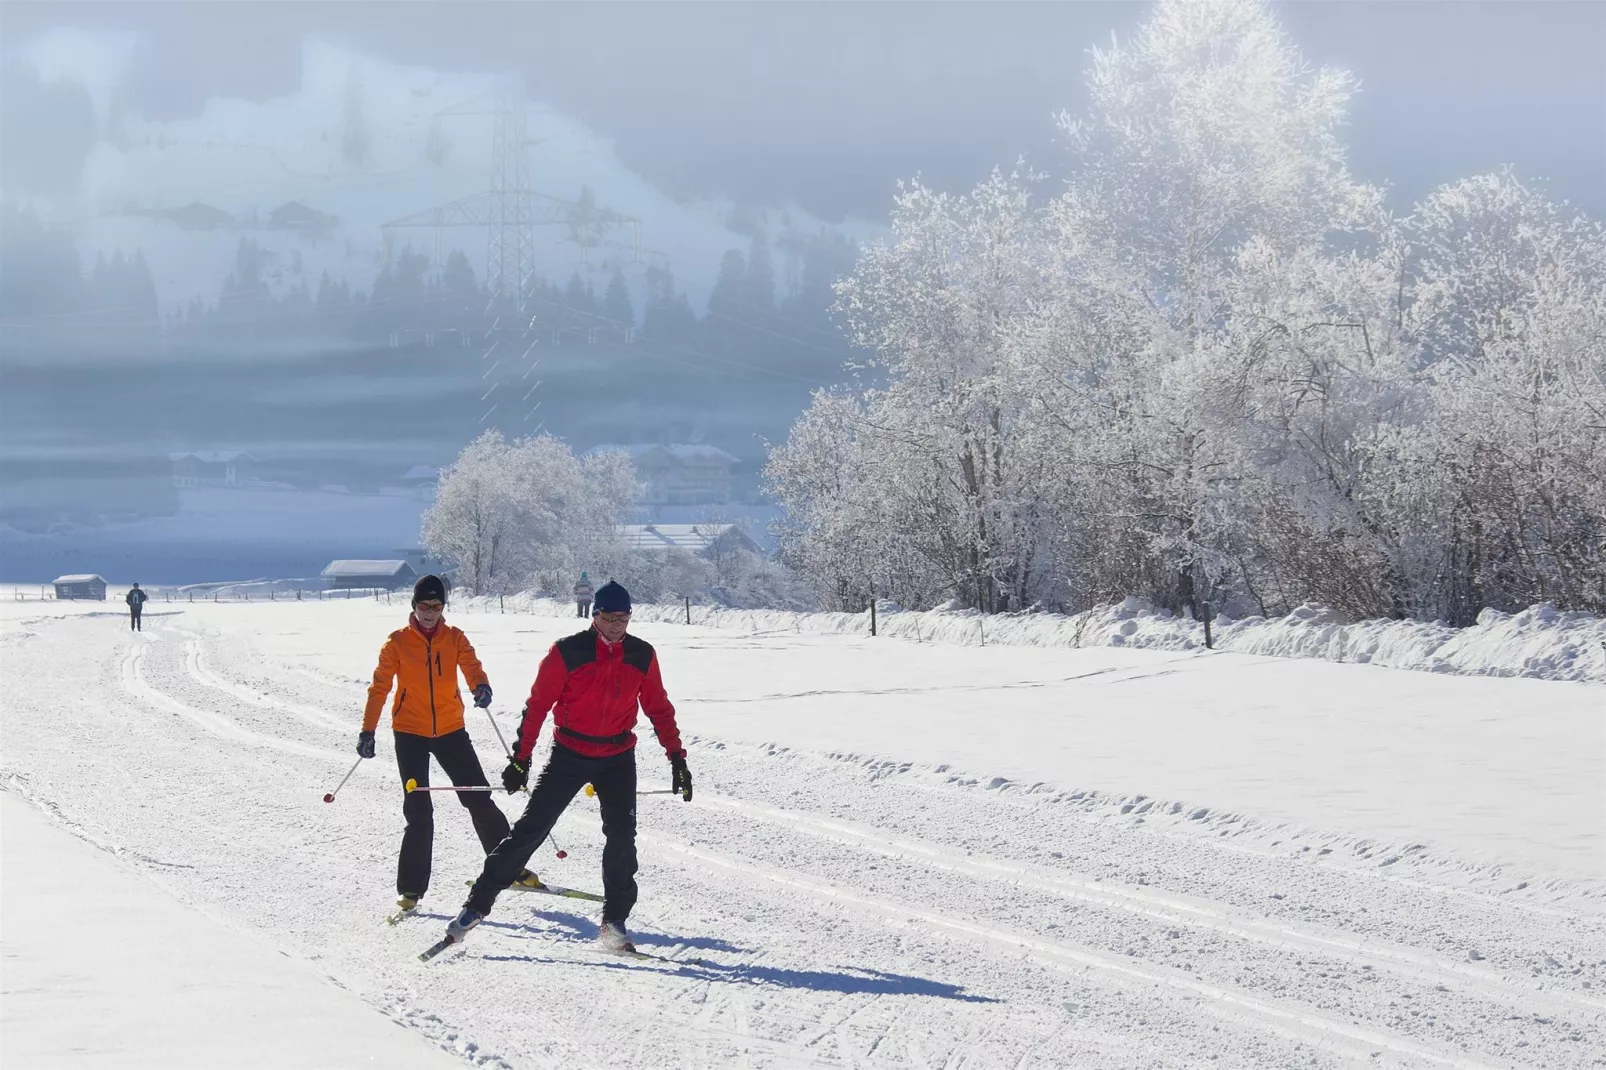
[445, 580, 690, 954]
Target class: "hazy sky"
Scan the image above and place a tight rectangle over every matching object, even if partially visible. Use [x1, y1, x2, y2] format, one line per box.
[5, 1, 1604, 221]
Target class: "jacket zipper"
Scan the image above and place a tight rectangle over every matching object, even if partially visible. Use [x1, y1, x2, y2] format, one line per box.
[425, 634, 437, 736]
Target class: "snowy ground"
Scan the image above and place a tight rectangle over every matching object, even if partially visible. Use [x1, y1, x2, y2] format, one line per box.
[2, 597, 1602, 1068]
[0, 793, 464, 1068]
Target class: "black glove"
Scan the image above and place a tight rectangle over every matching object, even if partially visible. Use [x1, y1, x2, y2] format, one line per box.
[669, 750, 692, 802]
[472, 683, 493, 708]
[502, 757, 529, 794]
[356, 731, 376, 759]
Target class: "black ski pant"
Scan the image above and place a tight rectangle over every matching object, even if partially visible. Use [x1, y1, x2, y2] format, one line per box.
[395, 729, 510, 898]
[467, 743, 637, 922]
[575, 600, 591, 617]
[129, 607, 142, 631]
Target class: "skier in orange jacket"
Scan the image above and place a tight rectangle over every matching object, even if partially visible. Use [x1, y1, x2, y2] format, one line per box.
[359, 574, 536, 915]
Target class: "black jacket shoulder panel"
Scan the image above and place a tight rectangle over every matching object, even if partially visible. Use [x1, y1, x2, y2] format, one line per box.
[621, 633, 655, 674]
[555, 630, 598, 672]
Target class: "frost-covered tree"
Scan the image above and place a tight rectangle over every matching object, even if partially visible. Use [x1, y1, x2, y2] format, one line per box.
[423, 431, 636, 595]
[831, 167, 1057, 612]
[769, 0, 1605, 623]
[1406, 173, 1606, 617]
[1038, 0, 1388, 615]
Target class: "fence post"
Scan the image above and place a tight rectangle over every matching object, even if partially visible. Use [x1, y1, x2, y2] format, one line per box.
[297, 589, 302, 601]
[1202, 599, 1214, 649]
[685, 596, 691, 625]
[500, 594, 505, 614]
[869, 582, 877, 637]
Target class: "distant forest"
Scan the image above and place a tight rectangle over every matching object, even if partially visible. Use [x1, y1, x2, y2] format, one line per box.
[0, 204, 862, 386]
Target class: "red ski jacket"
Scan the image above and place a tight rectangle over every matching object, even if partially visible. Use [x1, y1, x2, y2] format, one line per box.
[515, 628, 682, 763]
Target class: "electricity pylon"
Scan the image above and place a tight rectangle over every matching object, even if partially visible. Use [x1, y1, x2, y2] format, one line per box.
[381, 84, 642, 312]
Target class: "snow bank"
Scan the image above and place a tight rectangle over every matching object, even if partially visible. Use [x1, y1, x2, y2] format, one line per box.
[454, 592, 1606, 685]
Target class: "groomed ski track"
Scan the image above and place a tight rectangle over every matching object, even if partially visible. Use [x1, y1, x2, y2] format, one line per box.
[2, 600, 1601, 1069]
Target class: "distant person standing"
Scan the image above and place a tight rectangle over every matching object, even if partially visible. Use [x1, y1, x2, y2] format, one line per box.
[573, 572, 594, 618]
[125, 583, 147, 631]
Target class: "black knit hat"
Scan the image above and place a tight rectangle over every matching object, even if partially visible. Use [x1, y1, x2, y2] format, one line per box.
[412, 574, 448, 605]
[592, 580, 631, 614]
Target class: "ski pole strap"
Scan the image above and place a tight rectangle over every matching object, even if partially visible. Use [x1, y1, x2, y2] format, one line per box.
[557, 725, 633, 746]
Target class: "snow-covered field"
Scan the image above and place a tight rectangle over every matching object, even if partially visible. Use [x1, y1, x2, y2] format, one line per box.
[2, 597, 1602, 1068]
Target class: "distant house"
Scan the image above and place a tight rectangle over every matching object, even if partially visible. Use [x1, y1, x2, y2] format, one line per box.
[617, 524, 761, 559]
[267, 201, 339, 235]
[393, 549, 449, 576]
[321, 560, 419, 591]
[587, 444, 738, 505]
[152, 202, 234, 230]
[170, 451, 261, 489]
[400, 465, 441, 501]
[52, 574, 108, 600]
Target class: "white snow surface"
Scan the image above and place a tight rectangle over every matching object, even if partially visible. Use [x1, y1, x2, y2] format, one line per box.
[2, 597, 1602, 1069]
[0, 793, 465, 1068]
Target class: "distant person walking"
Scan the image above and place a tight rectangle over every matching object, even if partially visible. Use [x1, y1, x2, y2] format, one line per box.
[573, 572, 594, 618]
[125, 583, 147, 631]
[358, 574, 539, 918]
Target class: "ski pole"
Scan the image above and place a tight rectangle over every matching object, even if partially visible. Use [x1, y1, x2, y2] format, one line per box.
[404, 778, 495, 793]
[323, 758, 363, 803]
[583, 784, 678, 798]
[482, 704, 515, 759]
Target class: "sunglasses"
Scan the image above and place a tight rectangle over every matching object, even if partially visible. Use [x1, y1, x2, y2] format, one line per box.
[415, 601, 445, 612]
[595, 611, 631, 623]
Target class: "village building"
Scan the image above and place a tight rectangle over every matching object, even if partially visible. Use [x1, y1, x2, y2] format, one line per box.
[587, 444, 738, 506]
[321, 560, 419, 591]
[52, 574, 108, 600]
[170, 451, 261, 489]
[616, 523, 760, 559]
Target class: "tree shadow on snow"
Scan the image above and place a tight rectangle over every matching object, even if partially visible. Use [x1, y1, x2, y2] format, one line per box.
[481, 909, 998, 1003]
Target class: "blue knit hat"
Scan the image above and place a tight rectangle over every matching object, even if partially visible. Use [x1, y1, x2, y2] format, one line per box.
[592, 580, 631, 614]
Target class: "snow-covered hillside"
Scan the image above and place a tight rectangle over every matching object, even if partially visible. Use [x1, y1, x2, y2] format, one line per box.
[3, 597, 1601, 1067]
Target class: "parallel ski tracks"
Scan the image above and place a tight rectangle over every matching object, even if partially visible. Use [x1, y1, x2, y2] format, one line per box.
[172, 627, 351, 733]
[694, 794, 1605, 1022]
[119, 635, 347, 762]
[643, 833, 1513, 1070]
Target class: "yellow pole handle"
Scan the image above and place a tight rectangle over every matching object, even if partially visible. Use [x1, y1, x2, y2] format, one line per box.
[405, 777, 418, 793]
[583, 783, 595, 798]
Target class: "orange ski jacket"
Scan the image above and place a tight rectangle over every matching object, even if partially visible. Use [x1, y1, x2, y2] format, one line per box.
[363, 617, 489, 737]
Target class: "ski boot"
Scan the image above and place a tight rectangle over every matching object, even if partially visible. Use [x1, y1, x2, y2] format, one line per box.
[446, 907, 483, 943]
[508, 868, 545, 892]
[386, 893, 422, 926]
[597, 920, 635, 954]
